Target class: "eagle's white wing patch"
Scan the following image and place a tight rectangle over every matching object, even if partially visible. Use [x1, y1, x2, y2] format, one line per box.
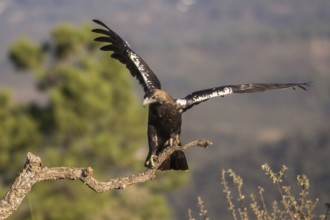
[128, 51, 156, 90]
[179, 86, 233, 111]
[193, 87, 233, 103]
[176, 99, 187, 106]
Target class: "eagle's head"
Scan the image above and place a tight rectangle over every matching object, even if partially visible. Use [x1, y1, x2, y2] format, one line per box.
[143, 89, 173, 106]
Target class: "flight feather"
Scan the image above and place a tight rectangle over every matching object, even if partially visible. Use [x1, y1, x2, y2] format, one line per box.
[92, 19, 161, 94]
[178, 83, 309, 111]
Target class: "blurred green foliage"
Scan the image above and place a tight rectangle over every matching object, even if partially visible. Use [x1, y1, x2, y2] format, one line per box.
[9, 38, 44, 70]
[1, 22, 188, 219]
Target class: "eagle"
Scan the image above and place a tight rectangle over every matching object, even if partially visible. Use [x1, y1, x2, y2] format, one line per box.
[92, 19, 309, 171]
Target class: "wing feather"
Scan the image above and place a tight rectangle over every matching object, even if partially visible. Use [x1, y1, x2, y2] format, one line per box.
[178, 82, 309, 112]
[92, 19, 161, 94]
[94, 36, 114, 43]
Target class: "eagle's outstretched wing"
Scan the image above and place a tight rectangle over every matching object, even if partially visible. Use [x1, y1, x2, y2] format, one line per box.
[177, 83, 309, 112]
[92, 19, 161, 94]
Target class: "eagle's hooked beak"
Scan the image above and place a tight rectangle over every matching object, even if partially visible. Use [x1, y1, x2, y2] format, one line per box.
[143, 97, 156, 106]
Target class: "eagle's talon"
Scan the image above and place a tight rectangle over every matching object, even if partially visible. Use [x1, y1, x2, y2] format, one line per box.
[150, 155, 158, 168]
[145, 155, 158, 169]
[164, 138, 174, 147]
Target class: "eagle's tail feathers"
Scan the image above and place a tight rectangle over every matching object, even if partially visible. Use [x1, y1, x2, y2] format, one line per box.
[158, 151, 188, 171]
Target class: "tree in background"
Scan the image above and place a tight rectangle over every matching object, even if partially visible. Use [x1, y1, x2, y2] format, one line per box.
[1, 23, 187, 219]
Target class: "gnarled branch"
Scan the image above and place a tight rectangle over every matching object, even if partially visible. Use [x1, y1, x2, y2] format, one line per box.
[0, 139, 212, 219]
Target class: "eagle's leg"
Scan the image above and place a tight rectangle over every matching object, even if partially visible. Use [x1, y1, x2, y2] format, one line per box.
[145, 127, 160, 169]
[146, 134, 181, 170]
[145, 149, 159, 169]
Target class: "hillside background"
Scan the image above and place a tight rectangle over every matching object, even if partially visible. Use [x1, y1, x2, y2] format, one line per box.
[0, 0, 329, 219]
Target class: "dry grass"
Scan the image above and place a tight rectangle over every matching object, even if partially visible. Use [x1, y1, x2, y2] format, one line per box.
[188, 196, 210, 220]
[189, 164, 328, 219]
[221, 164, 325, 220]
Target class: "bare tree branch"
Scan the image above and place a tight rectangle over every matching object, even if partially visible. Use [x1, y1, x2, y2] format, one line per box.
[0, 139, 212, 219]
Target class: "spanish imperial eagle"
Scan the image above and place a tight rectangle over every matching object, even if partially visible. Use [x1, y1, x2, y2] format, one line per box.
[92, 20, 308, 171]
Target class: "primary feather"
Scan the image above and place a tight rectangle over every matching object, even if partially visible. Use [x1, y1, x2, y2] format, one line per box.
[92, 19, 161, 94]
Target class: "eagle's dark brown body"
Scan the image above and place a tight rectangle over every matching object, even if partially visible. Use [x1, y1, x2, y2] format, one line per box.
[144, 90, 188, 170]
